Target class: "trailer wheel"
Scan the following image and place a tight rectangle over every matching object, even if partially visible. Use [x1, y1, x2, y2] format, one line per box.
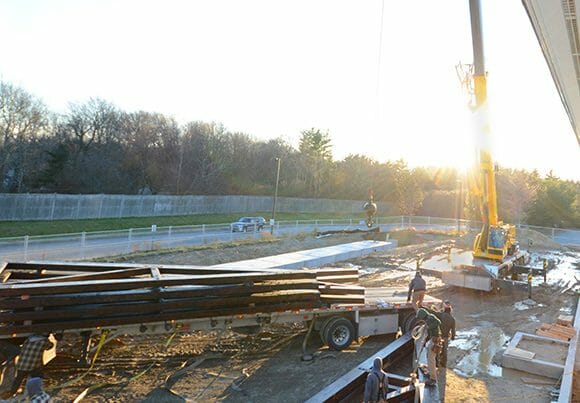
[325, 318, 355, 350]
[401, 311, 419, 333]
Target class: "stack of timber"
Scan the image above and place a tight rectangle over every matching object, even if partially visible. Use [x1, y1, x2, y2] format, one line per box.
[0, 261, 364, 336]
[536, 322, 576, 341]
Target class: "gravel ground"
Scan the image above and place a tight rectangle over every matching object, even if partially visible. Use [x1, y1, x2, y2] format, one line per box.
[4, 229, 578, 402]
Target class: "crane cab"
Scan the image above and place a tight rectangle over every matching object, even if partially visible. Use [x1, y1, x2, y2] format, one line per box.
[473, 223, 518, 261]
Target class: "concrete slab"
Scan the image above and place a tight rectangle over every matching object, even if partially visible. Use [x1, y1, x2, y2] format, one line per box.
[211, 240, 397, 271]
[502, 331, 568, 379]
[441, 269, 492, 291]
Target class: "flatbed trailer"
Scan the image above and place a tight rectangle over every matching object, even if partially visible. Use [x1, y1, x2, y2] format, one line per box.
[0, 259, 435, 360]
[0, 289, 424, 352]
[76, 301, 416, 359]
[0, 261, 436, 344]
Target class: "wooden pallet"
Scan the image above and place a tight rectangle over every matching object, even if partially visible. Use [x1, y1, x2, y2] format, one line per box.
[536, 323, 577, 341]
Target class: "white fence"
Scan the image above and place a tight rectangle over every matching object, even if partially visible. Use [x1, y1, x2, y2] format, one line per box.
[0, 216, 577, 263]
[0, 193, 395, 221]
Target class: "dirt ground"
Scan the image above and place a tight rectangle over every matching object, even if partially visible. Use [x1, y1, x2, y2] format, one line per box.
[5, 230, 579, 402]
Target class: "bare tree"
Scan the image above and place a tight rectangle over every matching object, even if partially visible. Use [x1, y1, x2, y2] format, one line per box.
[64, 98, 121, 153]
[0, 81, 49, 192]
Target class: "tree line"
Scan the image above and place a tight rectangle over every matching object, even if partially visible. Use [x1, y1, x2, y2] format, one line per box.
[1, 80, 578, 228]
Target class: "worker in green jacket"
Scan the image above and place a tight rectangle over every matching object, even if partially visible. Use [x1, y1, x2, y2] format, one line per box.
[416, 308, 442, 386]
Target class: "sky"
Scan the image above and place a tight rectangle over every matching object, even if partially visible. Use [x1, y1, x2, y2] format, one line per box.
[0, 0, 579, 180]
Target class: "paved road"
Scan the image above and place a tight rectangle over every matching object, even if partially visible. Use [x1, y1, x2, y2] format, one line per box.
[0, 222, 577, 263]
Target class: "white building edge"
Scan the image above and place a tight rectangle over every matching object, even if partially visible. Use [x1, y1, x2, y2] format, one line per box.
[522, 0, 580, 145]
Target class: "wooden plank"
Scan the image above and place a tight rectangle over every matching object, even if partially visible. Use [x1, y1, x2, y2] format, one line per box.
[536, 329, 570, 341]
[0, 280, 320, 309]
[556, 315, 573, 327]
[551, 324, 576, 336]
[505, 347, 535, 360]
[538, 323, 576, 337]
[538, 324, 576, 338]
[0, 301, 319, 335]
[0, 271, 318, 297]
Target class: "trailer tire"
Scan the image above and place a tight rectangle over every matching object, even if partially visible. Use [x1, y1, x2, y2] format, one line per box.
[325, 317, 355, 350]
[401, 311, 419, 333]
[319, 316, 340, 344]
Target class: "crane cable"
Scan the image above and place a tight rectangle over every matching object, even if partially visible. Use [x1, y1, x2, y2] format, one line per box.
[376, 0, 385, 98]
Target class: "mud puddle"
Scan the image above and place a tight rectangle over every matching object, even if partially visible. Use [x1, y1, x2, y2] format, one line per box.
[527, 250, 580, 291]
[449, 323, 509, 378]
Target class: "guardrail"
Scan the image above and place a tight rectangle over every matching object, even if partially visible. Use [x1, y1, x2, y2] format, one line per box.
[0, 216, 577, 262]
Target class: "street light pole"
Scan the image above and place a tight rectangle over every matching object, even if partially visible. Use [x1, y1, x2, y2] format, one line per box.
[271, 157, 281, 234]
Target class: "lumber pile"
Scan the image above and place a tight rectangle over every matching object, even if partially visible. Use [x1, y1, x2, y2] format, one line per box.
[0, 261, 364, 336]
[536, 323, 576, 341]
[556, 315, 573, 327]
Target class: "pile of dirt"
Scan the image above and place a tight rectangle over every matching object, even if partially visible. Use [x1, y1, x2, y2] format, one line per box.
[455, 227, 565, 252]
[8, 230, 576, 403]
[518, 227, 564, 251]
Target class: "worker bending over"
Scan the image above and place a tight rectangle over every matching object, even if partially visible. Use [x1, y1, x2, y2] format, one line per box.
[2, 334, 53, 399]
[416, 308, 442, 386]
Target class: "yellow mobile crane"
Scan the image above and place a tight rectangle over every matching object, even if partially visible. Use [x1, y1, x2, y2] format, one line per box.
[468, 0, 517, 262]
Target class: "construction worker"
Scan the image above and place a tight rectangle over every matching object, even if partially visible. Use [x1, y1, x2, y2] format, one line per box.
[2, 334, 53, 399]
[543, 259, 548, 283]
[528, 271, 533, 299]
[407, 271, 426, 309]
[363, 357, 389, 403]
[25, 377, 51, 403]
[436, 301, 456, 368]
[416, 308, 442, 386]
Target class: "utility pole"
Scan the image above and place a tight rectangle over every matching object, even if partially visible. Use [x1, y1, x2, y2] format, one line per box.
[270, 157, 281, 234]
